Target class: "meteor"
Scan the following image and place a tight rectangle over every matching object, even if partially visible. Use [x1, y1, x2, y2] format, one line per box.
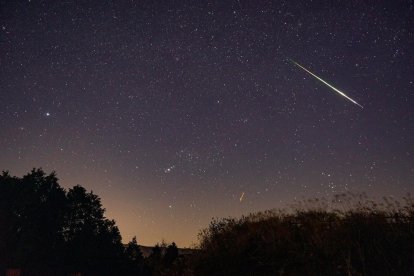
[290, 59, 363, 109]
[239, 192, 245, 202]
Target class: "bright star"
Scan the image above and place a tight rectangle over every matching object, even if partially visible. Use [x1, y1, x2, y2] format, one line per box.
[164, 165, 175, 173]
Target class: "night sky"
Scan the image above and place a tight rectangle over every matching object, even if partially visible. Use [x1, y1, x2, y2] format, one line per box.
[1, 0, 413, 247]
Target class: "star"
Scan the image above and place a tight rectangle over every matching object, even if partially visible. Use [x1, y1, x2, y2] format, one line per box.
[164, 165, 175, 174]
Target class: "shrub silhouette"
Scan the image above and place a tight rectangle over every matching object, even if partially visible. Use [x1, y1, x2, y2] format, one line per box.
[192, 194, 414, 275]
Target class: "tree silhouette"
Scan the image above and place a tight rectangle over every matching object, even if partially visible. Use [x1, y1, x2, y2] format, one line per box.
[63, 185, 124, 274]
[164, 242, 179, 268]
[145, 241, 181, 275]
[147, 243, 163, 274]
[125, 236, 144, 262]
[125, 236, 145, 275]
[0, 171, 20, 267]
[0, 169, 66, 271]
[0, 169, 128, 275]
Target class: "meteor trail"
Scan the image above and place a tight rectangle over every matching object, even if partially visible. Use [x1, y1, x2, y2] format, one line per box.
[239, 192, 245, 202]
[290, 59, 363, 109]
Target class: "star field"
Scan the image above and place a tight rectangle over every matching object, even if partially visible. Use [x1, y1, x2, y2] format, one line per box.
[1, 0, 413, 246]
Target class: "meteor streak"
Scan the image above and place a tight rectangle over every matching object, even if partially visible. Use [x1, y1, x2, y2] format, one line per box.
[290, 59, 363, 109]
[239, 192, 245, 202]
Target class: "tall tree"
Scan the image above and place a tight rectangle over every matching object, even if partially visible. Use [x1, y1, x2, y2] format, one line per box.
[125, 236, 145, 275]
[63, 185, 124, 274]
[0, 169, 66, 269]
[0, 169, 127, 274]
[0, 171, 19, 266]
[125, 236, 144, 263]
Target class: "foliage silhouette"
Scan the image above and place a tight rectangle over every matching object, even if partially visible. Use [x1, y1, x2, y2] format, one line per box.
[0, 169, 139, 275]
[3, 169, 413, 275]
[62, 185, 125, 275]
[0, 169, 67, 271]
[163, 242, 179, 268]
[192, 193, 414, 275]
[146, 241, 183, 276]
[1, 169, 183, 275]
[125, 236, 146, 275]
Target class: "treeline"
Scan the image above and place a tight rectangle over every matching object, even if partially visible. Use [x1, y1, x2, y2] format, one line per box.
[191, 194, 414, 275]
[0, 169, 183, 276]
[2, 169, 414, 275]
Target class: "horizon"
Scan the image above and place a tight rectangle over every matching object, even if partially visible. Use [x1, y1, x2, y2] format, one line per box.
[2, 168, 411, 248]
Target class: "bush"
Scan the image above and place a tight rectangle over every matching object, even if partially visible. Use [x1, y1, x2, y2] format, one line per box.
[192, 193, 414, 275]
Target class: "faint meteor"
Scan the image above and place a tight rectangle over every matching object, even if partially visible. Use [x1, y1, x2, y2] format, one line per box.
[289, 59, 363, 109]
[239, 192, 245, 202]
